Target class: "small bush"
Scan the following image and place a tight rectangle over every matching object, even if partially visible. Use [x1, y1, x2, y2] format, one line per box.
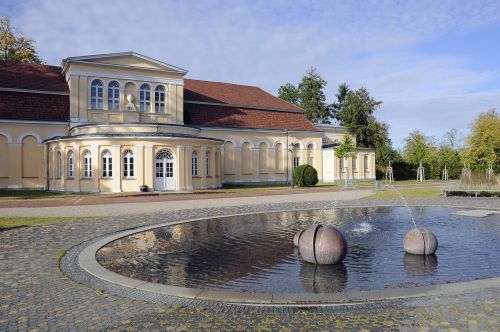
[293, 164, 318, 187]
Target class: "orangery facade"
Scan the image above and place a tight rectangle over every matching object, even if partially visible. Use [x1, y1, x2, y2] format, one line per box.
[0, 52, 375, 192]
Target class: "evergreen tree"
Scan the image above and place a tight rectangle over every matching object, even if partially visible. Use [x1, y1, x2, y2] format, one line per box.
[277, 68, 331, 123]
[0, 17, 42, 63]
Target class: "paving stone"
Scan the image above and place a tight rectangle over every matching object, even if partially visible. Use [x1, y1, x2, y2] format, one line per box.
[0, 197, 499, 330]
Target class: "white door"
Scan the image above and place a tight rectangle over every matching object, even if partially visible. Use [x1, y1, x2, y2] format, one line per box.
[154, 150, 175, 191]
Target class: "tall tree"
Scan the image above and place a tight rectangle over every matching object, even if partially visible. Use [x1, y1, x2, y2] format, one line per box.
[0, 17, 42, 63]
[277, 68, 331, 123]
[332, 83, 384, 148]
[464, 109, 500, 171]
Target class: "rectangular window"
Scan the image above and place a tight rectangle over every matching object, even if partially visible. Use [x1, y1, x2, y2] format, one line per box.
[68, 156, 74, 178]
[192, 155, 198, 176]
[293, 157, 300, 168]
[102, 157, 112, 178]
[166, 162, 173, 177]
[206, 153, 210, 176]
[84, 157, 92, 178]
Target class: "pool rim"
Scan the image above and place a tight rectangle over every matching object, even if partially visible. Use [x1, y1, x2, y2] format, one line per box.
[77, 205, 500, 305]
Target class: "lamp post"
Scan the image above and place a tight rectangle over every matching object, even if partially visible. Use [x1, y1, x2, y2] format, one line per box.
[289, 143, 295, 188]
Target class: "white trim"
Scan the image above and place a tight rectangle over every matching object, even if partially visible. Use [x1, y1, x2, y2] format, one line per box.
[0, 87, 69, 96]
[62, 51, 188, 74]
[273, 140, 286, 148]
[240, 139, 256, 149]
[17, 131, 43, 144]
[306, 141, 318, 150]
[291, 141, 305, 150]
[67, 71, 184, 86]
[45, 135, 223, 144]
[0, 130, 13, 143]
[7, 185, 22, 189]
[257, 140, 272, 148]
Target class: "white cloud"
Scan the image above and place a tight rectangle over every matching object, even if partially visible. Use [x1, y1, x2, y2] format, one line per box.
[5, 0, 500, 147]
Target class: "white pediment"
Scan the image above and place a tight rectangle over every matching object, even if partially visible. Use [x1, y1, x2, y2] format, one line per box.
[62, 52, 188, 74]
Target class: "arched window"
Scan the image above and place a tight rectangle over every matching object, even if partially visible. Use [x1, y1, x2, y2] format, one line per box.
[123, 149, 134, 178]
[67, 151, 74, 178]
[57, 151, 62, 179]
[192, 151, 198, 176]
[140, 83, 151, 112]
[155, 85, 165, 113]
[83, 150, 92, 178]
[223, 141, 234, 175]
[90, 79, 103, 109]
[102, 149, 112, 178]
[206, 151, 210, 176]
[108, 81, 120, 110]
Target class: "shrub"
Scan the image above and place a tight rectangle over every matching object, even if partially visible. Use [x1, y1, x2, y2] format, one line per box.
[293, 164, 318, 187]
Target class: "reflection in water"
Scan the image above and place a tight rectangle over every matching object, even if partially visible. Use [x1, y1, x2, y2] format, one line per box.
[300, 262, 348, 293]
[96, 207, 500, 293]
[403, 253, 438, 276]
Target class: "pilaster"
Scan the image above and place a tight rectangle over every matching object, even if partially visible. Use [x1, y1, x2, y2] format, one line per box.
[112, 144, 121, 192]
[200, 145, 207, 189]
[185, 145, 193, 190]
[144, 144, 154, 190]
[177, 145, 186, 190]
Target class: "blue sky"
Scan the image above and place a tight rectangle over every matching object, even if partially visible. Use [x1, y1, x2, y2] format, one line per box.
[1, 0, 500, 148]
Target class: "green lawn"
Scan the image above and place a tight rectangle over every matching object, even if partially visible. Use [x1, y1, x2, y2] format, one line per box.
[0, 190, 91, 200]
[0, 217, 75, 230]
[363, 186, 442, 199]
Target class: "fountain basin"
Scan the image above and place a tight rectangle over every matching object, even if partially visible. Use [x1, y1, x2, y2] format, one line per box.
[95, 207, 500, 294]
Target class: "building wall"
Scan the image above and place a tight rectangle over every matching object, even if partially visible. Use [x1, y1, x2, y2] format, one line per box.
[0, 121, 68, 189]
[200, 128, 324, 184]
[66, 61, 184, 125]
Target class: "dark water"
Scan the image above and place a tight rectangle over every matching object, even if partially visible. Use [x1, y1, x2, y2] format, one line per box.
[97, 207, 500, 293]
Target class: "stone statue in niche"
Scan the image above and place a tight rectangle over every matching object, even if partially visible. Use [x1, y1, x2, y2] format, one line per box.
[126, 93, 136, 111]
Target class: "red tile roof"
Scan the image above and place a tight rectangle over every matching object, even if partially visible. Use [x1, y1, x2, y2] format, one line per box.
[0, 90, 69, 122]
[0, 61, 68, 92]
[0, 62, 318, 131]
[184, 103, 319, 132]
[184, 79, 304, 113]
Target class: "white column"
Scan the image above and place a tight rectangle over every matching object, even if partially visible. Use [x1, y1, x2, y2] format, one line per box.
[136, 144, 144, 189]
[177, 145, 185, 190]
[185, 145, 193, 190]
[112, 144, 121, 192]
[210, 147, 216, 187]
[200, 145, 207, 189]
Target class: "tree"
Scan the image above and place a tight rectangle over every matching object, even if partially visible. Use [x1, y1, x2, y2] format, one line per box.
[277, 68, 331, 123]
[278, 83, 299, 105]
[464, 109, 500, 172]
[335, 132, 356, 186]
[442, 128, 460, 149]
[332, 83, 385, 148]
[403, 130, 436, 181]
[0, 17, 42, 63]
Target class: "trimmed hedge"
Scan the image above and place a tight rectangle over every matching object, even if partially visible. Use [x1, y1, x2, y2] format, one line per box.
[293, 164, 319, 187]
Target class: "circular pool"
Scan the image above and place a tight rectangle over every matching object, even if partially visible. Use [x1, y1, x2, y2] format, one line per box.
[96, 207, 500, 294]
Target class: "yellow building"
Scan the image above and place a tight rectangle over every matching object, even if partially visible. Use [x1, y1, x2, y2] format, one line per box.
[0, 52, 375, 192]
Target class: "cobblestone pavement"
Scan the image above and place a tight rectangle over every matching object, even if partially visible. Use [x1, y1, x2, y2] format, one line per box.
[1, 197, 499, 331]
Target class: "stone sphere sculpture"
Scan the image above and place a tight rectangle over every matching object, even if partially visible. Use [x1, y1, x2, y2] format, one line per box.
[403, 228, 438, 255]
[293, 230, 304, 247]
[297, 224, 347, 265]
